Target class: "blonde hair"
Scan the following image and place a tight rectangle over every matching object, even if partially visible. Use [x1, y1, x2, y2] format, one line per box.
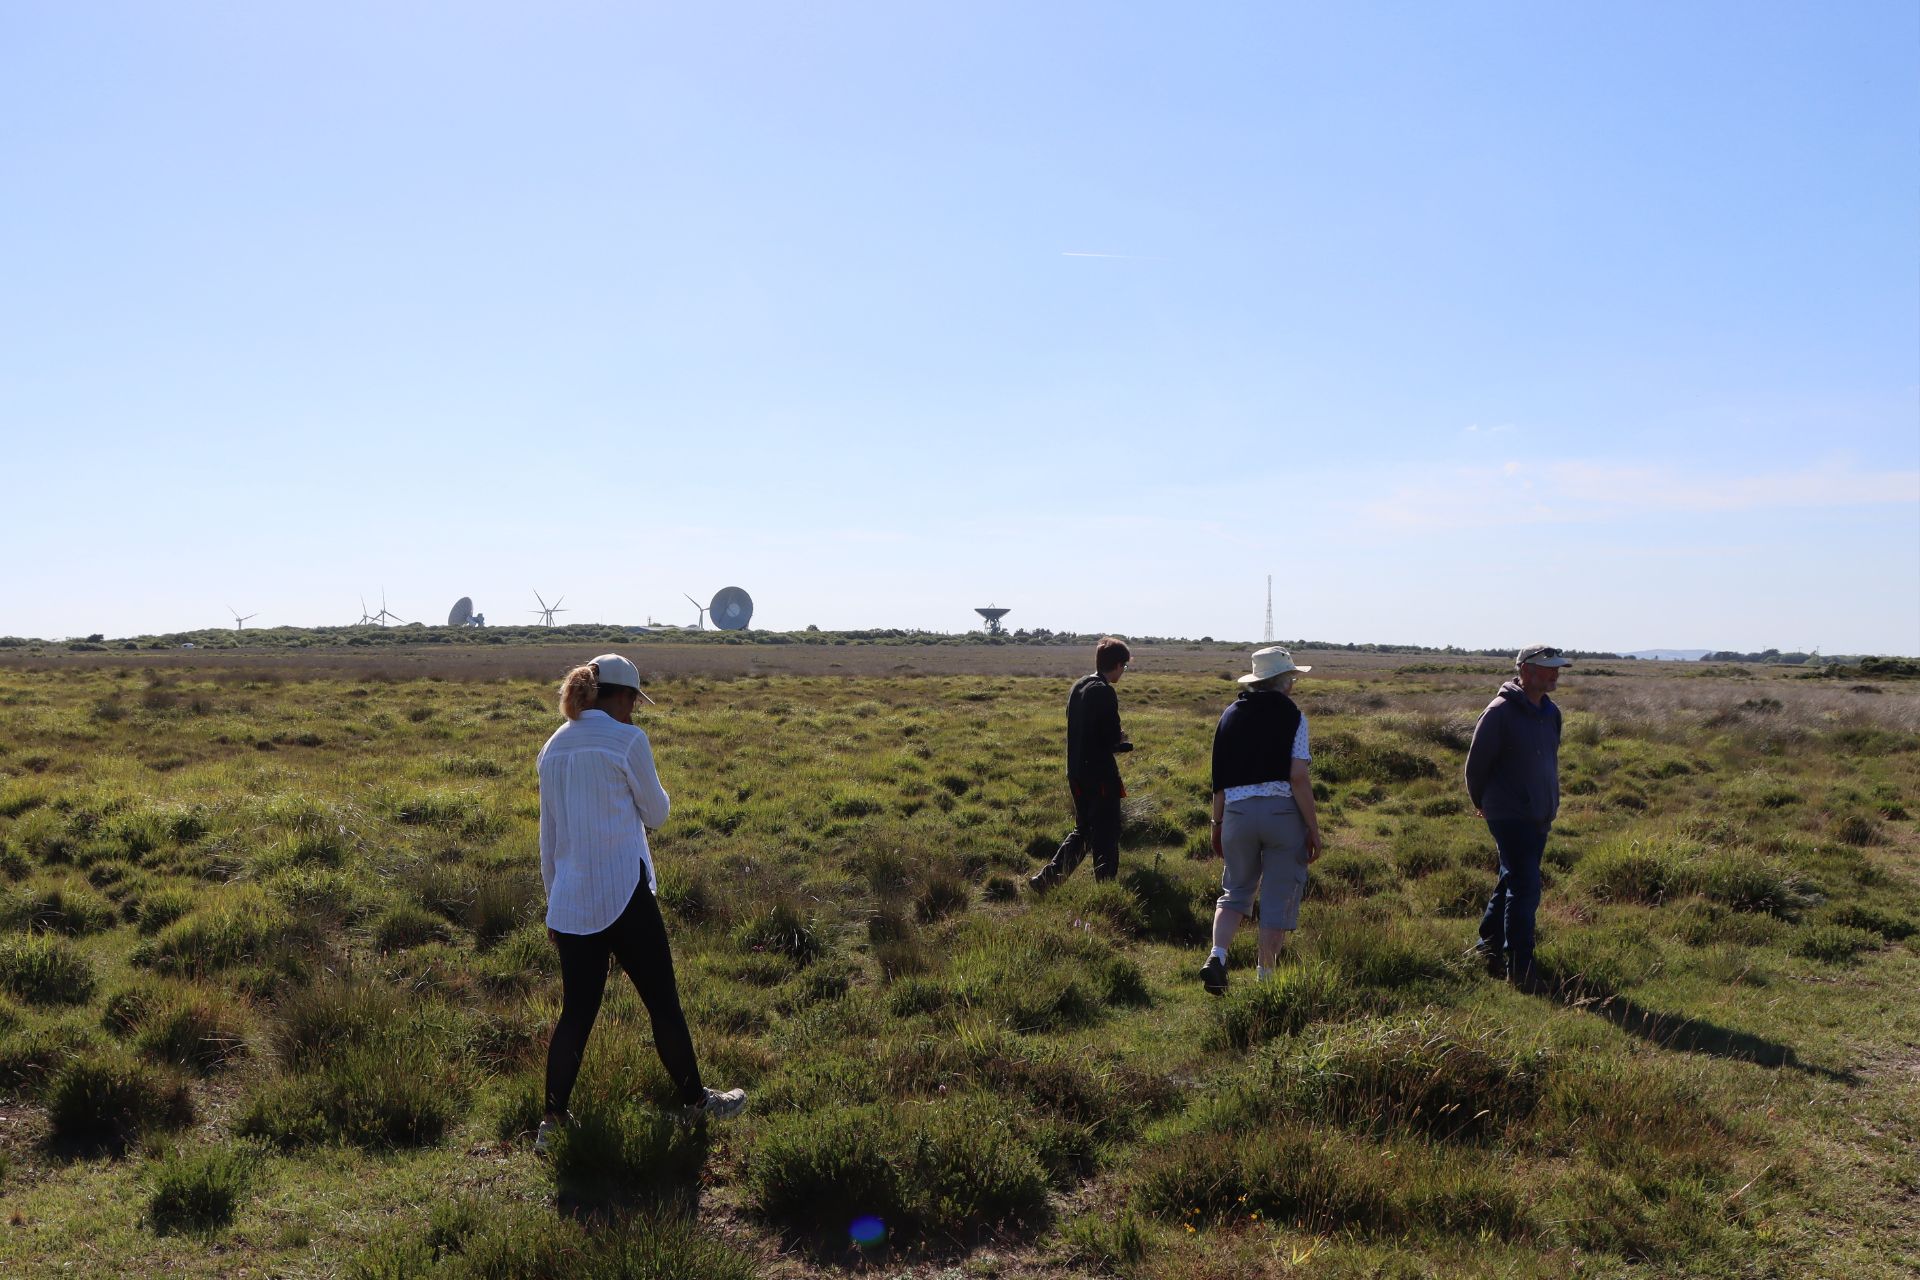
[559, 663, 600, 720]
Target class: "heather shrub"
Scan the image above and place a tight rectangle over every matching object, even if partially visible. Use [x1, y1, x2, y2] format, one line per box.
[147, 1142, 259, 1235]
[47, 1055, 194, 1150]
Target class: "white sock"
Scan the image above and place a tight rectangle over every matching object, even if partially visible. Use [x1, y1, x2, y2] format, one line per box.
[1209, 946, 1227, 964]
[1256, 966, 1272, 982]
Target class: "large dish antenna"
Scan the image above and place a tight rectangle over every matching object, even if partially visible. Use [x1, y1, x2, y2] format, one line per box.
[975, 606, 1010, 636]
[448, 597, 474, 627]
[709, 586, 753, 631]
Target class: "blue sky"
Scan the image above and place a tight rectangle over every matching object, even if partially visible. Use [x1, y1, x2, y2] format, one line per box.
[3, 2, 1916, 652]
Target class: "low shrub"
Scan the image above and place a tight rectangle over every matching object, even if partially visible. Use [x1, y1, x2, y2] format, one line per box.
[748, 1100, 1049, 1247]
[1578, 840, 1696, 905]
[733, 900, 826, 965]
[374, 904, 453, 952]
[913, 871, 970, 924]
[47, 1055, 195, 1150]
[135, 991, 250, 1074]
[1208, 961, 1346, 1051]
[345, 1204, 757, 1280]
[1537, 923, 1664, 994]
[0, 1018, 98, 1097]
[1267, 1017, 1546, 1143]
[2, 880, 117, 935]
[1697, 854, 1808, 917]
[468, 872, 535, 948]
[1825, 903, 1917, 941]
[940, 916, 1149, 1032]
[0, 933, 95, 1005]
[1793, 924, 1882, 965]
[237, 1040, 465, 1149]
[1130, 1122, 1525, 1240]
[134, 895, 309, 979]
[550, 1093, 710, 1208]
[1314, 733, 1441, 785]
[135, 887, 195, 935]
[147, 1142, 258, 1235]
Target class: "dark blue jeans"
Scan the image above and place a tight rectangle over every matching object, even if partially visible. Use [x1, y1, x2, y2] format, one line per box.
[1478, 819, 1550, 972]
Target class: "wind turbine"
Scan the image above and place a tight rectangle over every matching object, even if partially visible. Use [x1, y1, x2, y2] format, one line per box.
[369, 590, 405, 627]
[228, 606, 257, 631]
[356, 596, 375, 625]
[684, 593, 708, 630]
[531, 591, 567, 626]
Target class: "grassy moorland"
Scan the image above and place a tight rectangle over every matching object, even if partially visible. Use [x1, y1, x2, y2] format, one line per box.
[0, 646, 1914, 1279]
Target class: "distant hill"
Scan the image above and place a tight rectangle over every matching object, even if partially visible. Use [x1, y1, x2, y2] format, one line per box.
[1623, 649, 1713, 661]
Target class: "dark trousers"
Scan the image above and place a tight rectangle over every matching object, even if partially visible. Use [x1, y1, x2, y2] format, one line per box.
[545, 884, 704, 1114]
[1478, 819, 1549, 972]
[1038, 780, 1122, 883]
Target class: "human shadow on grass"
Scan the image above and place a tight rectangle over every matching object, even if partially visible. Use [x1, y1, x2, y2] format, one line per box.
[1527, 966, 1858, 1085]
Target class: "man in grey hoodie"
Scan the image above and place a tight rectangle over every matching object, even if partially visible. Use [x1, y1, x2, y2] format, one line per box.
[1465, 645, 1572, 983]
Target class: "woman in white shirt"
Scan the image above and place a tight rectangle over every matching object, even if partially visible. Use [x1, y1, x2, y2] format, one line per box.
[536, 654, 743, 1152]
[1199, 647, 1323, 996]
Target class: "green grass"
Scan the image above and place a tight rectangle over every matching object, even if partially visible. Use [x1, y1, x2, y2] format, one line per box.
[0, 651, 1915, 1278]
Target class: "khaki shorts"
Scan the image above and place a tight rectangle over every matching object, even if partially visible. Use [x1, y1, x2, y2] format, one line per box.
[1217, 795, 1310, 929]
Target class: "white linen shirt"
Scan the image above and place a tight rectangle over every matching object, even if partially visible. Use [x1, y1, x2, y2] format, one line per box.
[1224, 714, 1312, 802]
[537, 710, 671, 935]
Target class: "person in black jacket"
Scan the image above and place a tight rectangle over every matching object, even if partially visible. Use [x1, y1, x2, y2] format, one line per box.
[1465, 644, 1572, 985]
[1200, 647, 1322, 995]
[1029, 637, 1133, 891]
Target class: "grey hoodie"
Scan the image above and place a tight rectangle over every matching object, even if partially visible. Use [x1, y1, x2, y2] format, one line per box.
[1464, 680, 1562, 824]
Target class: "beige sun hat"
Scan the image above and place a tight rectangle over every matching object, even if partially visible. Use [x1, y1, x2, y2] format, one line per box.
[1238, 646, 1312, 684]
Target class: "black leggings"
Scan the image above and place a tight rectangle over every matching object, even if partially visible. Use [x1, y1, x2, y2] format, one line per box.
[544, 885, 704, 1113]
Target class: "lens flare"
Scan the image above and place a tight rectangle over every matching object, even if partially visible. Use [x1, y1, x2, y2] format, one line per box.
[849, 1215, 886, 1247]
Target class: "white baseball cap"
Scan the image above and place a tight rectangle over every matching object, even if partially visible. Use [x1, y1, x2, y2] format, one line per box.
[589, 654, 642, 690]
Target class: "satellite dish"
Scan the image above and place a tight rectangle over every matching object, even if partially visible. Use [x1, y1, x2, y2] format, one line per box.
[709, 586, 753, 631]
[448, 597, 474, 627]
[975, 606, 1010, 636]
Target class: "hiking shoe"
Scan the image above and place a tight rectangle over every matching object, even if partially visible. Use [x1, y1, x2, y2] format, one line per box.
[533, 1116, 563, 1156]
[1028, 868, 1058, 895]
[1200, 955, 1228, 996]
[699, 1087, 747, 1119]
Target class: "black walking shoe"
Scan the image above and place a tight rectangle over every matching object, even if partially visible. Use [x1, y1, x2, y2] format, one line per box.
[1028, 868, 1059, 895]
[1200, 955, 1228, 996]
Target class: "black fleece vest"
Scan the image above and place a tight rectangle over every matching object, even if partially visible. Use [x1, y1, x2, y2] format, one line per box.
[1210, 690, 1303, 792]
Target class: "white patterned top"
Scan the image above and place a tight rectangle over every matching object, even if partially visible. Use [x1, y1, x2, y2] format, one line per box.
[1223, 714, 1311, 801]
[537, 710, 671, 934]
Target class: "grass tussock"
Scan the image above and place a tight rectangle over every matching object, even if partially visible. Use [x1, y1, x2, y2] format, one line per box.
[748, 1099, 1050, 1248]
[146, 1142, 260, 1235]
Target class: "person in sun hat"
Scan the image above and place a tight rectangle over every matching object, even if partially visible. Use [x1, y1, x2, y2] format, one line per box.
[1465, 644, 1574, 987]
[533, 654, 744, 1155]
[1029, 636, 1134, 892]
[1199, 646, 1323, 996]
